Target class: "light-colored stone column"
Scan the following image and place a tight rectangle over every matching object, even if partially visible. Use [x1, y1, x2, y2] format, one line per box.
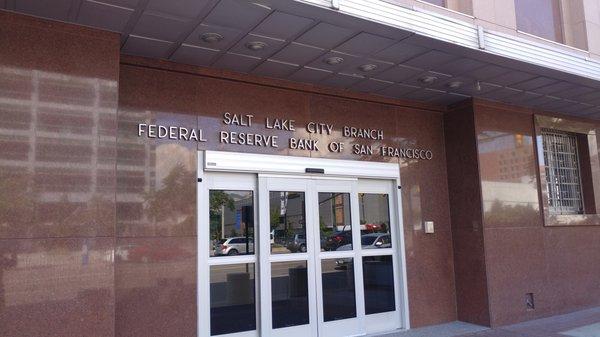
[560, 0, 588, 50]
[582, 0, 600, 59]
[446, 0, 473, 15]
[472, 0, 517, 31]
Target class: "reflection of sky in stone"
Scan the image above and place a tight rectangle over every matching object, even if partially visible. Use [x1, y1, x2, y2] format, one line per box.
[536, 135, 545, 166]
[478, 131, 532, 153]
[155, 143, 195, 188]
[395, 137, 416, 148]
[153, 112, 199, 150]
[151, 114, 198, 188]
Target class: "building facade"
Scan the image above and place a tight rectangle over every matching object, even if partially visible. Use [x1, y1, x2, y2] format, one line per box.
[0, 1, 599, 336]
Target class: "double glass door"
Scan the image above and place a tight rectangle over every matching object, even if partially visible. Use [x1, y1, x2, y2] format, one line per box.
[200, 173, 402, 337]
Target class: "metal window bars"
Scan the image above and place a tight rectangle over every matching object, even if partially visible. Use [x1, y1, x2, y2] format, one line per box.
[541, 128, 584, 215]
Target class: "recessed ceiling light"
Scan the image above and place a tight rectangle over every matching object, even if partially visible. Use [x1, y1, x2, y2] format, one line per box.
[324, 56, 344, 66]
[358, 64, 378, 72]
[245, 41, 267, 51]
[200, 32, 224, 43]
[419, 75, 437, 84]
[447, 81, 463, 89]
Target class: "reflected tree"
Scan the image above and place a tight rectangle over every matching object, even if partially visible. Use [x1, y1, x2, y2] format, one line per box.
[39, 194, 114, 251]
[485, 200, 540, 226]
[209, 190, 235, 241]
[145, 163, 195, 235]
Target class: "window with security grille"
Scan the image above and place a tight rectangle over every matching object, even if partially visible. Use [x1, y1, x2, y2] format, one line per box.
[541, 128, 584, 215]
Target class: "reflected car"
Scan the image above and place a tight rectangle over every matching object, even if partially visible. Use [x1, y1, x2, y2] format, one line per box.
[337, 233, 391, 251]
[214, 237, 254, 256]
[324, 231, 352, 251]
[117, 242, 192, 262]
[271, 229, 287, 245]
[286, 234, 307, 253]
[361, 223, 387, 234]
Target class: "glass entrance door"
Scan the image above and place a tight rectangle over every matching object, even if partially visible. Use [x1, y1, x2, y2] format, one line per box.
[199, 172, 259, 337]
[313, 179, 364, 337]
[257, 176, 402, 337]
[258, 177, 317, 337]
[200, 172, 403, 337]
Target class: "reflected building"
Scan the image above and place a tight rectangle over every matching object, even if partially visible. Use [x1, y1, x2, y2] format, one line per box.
[2, 3, 600, 336]
[479, 133, 533, 183]
[478, 132, 539, 212]
[0, 66, 119, 237]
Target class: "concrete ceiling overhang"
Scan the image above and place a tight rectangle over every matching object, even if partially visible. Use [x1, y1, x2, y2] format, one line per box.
[4, 0, 600, 120]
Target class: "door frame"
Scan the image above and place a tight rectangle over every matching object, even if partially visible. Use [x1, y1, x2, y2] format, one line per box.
[197, 150, 411, 336]
[258, 176, 317, 337]
[311, 177, 364, 337]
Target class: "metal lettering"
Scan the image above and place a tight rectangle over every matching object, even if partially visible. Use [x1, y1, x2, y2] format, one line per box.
[307, 122, 333, 135]
[343, 126, 383, 140]
[343, 126, 350, 137]
[265, 118, 295, 131]
[290, 137, 319, 151]
[138, 123, 147, 137]
[219, 131, 278, 148]
[353, 144, 373, 155]
[328, 142, 343, 152]
[138, 120, 432, 160]
[223, 112, 253, 126]
[223, 112, 232, 125]
[158, 125, 168, 138]
[379, 146, 432, 160]
[138, 123, 206, 142]
[169, 126, 177, 139]
[148, 124, 156, 138]
[179, 127, 189, 141]
[220, 131, 229, 144]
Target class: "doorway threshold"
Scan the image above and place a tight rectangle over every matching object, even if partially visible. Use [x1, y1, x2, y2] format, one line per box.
[368, 321, 488, 337]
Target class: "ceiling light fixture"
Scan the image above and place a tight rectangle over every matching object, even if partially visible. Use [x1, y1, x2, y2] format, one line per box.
[447, 81, 463, 89]
[324, 56, 344, 66]
[200, 32, 224, 43]
[419, 75, 437, 84]
[245, 41, 267, 51]
[358, 64, 378, 72]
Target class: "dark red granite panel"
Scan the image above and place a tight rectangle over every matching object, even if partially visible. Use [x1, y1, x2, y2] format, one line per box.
[445, 103, 491, 326]
[0, 237, 115, 337]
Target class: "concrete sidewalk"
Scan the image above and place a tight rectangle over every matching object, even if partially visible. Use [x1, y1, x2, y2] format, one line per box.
[375, 306, 600, 337]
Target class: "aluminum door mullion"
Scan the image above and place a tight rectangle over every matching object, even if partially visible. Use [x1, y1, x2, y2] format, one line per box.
[258, 176, 272, 337]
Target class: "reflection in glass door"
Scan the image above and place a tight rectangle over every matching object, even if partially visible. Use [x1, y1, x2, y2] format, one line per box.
[201, 172, 404, 337]
[314, 180, 364, 337]
[199, 172, 259, 337]
[358, 179, 402, 335]
[258, 177, 317, 337]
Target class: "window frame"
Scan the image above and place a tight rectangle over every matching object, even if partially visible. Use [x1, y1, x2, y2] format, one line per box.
[514, 0, 565, 44]
[540, 128, 584, 215]
[534, 115, 600, 227]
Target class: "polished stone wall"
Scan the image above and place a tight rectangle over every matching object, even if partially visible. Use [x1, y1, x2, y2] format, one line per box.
[444, 103, 490, 326]
[2, 10, 598, 337]
[0, 11, 119, 337]
[446, 100, 600, 328]
[116, 62, 457, 333]
[0, 11, 457, 337]
[474, 101, 600, 327]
